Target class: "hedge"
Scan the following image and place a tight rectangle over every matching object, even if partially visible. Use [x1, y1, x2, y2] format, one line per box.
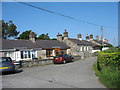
[97, 51, 120, 71]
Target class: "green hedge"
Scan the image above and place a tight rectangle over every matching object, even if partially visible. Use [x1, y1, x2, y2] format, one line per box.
[94, 48, 120, 88]
[97, 51, 120, 71]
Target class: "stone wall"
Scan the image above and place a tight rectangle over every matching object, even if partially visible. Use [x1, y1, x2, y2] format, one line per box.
[63, 39, 85, 59]
[20, 59, 53, 68]
[15, 56, 82, 68]
[63, 39, 93, 59]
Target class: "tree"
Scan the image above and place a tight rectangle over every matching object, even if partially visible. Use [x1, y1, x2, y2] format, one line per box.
[51, 38, 57, 40]
[2, 20, 19, 39]
[38, 33, 50, 40]
[18, 30, 37, 40]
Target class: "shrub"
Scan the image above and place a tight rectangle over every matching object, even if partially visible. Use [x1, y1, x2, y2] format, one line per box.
[93, 48, 120, 88]
[97, 51, 120, 71]
[38, 56, 42, 59]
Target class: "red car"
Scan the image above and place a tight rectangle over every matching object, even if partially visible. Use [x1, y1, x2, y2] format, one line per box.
[53, 54, 74, 64]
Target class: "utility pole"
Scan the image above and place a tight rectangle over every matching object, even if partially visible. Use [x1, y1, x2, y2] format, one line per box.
[101, 26, 104, 50]
[114, 37, 116, 47]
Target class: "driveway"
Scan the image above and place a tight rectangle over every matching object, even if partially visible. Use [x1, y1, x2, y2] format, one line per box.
[2, 57, 107, 88]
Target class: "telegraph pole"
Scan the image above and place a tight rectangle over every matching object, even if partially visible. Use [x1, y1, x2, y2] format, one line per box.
[101, 26, 104, 50]
[114, 37, 116, 47]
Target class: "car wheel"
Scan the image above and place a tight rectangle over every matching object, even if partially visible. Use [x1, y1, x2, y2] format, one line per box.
[63, 60, 66, 64]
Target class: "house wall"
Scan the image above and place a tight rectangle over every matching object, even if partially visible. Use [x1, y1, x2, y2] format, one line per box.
[63, 39, 93, 59]
[1, 50, 38, 61]
[37, 50, 47, 59]
[0, 52, 5, 57]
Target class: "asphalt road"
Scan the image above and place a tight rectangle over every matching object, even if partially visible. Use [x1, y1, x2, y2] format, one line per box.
[2, 57, 107, 88]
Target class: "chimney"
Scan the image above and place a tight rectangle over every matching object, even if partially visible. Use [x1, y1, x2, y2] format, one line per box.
[89, 34, 93, 40]
[57, 33, 62, 41]
[63, 29, 68, 40]
[96, 36, 99, 41]
[86, 34, 89, 41]
[103, 38, 108, 43]
[29, 31, 35, 42]
[77, 34, 82, 40]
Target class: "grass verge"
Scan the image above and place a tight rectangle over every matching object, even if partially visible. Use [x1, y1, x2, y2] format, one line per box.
[93, 62, 120, 88]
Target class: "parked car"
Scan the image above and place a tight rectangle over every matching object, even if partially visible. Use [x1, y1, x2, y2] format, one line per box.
[0, 57, 15, 74]
[53, 54, 74, 64]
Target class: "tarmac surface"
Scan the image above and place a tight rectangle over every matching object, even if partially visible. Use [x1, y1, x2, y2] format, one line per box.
[2, 57, 107, 88]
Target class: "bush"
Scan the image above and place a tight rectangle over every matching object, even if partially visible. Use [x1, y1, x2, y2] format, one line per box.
[38, 56, 42, 59]
[93, 48, 120, 88]
[97, 51, 120, 71]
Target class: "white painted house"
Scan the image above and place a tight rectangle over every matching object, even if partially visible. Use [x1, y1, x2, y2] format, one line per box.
[0, 39, 41, 61]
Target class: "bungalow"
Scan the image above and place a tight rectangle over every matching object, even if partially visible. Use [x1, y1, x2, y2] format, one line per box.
[0, 31, 70, 61]
[1, 39, 41, 61]
[35, 40, 70, 59]
[57, 30, 97, 59]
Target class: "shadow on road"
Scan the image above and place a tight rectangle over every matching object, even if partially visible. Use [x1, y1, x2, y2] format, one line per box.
[1, 69, 23, 75]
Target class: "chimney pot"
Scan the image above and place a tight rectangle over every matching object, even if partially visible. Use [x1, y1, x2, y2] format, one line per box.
[96, 36, 99, 41]
[86, 34, 89, 41]
[63, 29, 68, 40]
[90, 34, 93, 40]
[57, 33, 62, 41]
[29, 31, 36, 42]
[78, 34, 82, 40]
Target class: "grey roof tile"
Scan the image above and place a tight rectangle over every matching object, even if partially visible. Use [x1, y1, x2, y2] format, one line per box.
[1, 39, 69, 50]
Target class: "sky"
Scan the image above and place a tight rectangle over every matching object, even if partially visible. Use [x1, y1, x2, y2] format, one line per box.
[2, 2, 118, 46]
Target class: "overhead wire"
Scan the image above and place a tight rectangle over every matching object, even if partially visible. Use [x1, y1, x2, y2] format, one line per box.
[13, 0, 117, 30]
[15, 1, 102, 27]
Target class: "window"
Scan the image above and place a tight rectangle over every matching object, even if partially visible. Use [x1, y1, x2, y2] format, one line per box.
[20, 51, 32, 59]
[28, 51, 31, 58]
[46, 50, 53, 57]
[64, 54, 68, 57]
[60, 50, 66, 54]
[80, 47, 82, 51]
[21, 51, 23, 59]
[82, 47, 84, 51]
[24, 51, 28, 58]
[86, 47, 88, 51]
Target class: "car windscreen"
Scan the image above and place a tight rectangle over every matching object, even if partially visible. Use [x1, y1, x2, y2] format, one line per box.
[0, 57, 12, 62]
[55, 55, 63, 58]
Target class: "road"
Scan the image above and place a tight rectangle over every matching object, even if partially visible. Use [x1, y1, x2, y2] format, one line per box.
[2, 57, 107, 88]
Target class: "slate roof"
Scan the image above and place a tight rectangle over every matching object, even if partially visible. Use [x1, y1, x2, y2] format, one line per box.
[1, 39, 69, 50]
[2, 39, 39, 50]
[69, 39, 98, 46]
[36, 40, 69, 49]
[93, 40, 111, 46]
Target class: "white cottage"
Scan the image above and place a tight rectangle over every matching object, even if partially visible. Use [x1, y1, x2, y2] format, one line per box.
[0, 39, 41, 61]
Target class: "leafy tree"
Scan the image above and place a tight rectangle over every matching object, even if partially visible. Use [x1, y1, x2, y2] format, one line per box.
[51, 38, 57, 40]
[18, 30, 37, 40]
[2, 20, 19, 39]
[38, 33, 50, 40]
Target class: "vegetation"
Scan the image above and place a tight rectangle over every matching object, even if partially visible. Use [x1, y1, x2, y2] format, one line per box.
[51, 38, 57, 40]
[1, 20, 19, 39]
[37, 33, 50, 40]
[1, 20, 57, 40]
[93, 48, 120, 88]
[17, 30, 37, 40]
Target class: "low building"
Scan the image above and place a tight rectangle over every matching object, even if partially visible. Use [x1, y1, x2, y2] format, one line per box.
[57, 30, 96, 59]
[1, 39, 41, 61]
[35, 40, 70, 59]
[0, 31, 70, 61]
